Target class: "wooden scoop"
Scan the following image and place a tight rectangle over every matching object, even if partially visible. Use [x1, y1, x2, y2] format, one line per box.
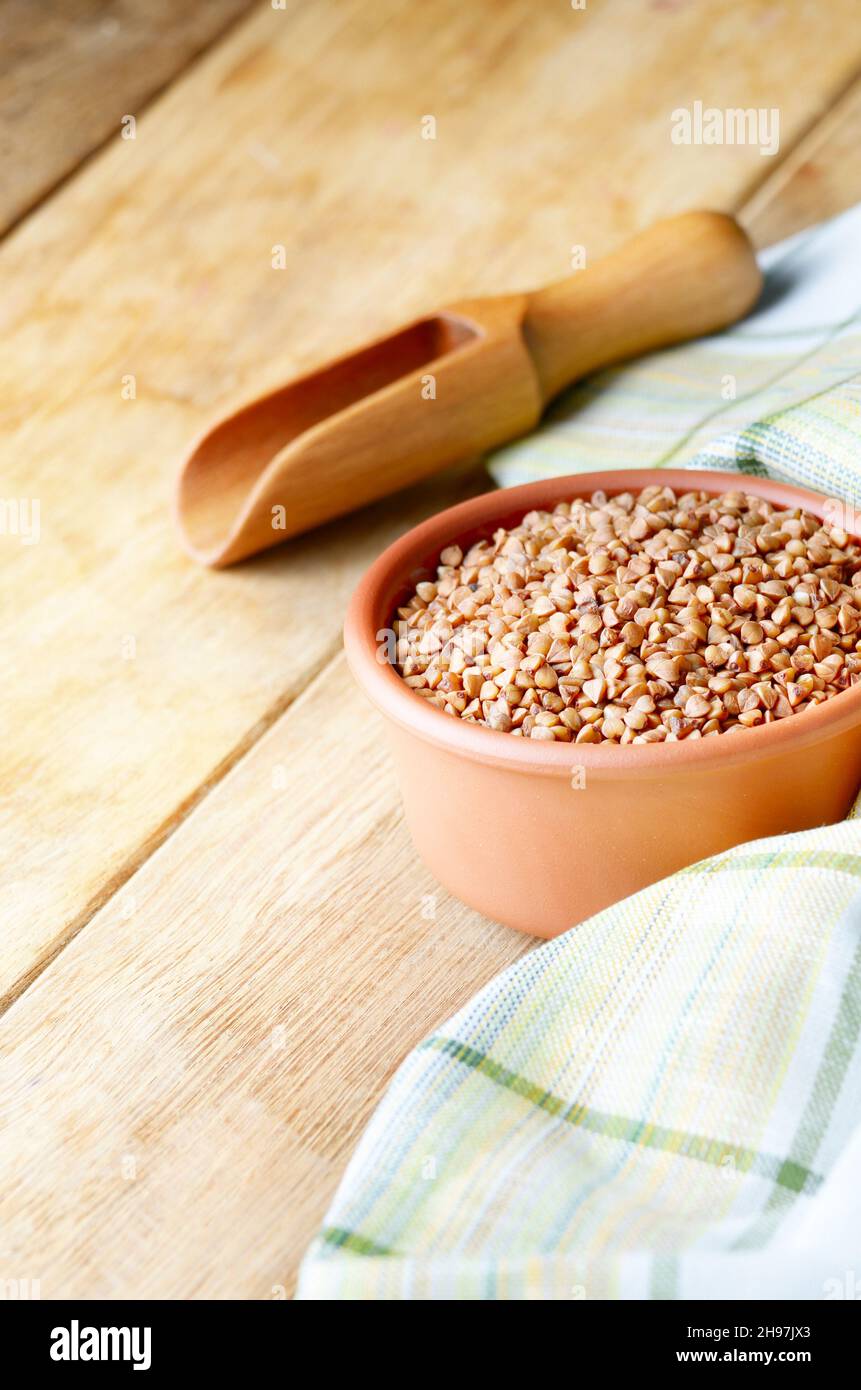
[175, 211, 761, 566]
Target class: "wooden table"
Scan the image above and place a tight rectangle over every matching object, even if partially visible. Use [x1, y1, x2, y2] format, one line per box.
[2, 0, 861, 1299]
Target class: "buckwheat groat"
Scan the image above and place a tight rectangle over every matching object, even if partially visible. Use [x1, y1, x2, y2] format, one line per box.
[393, 486, 861, 743]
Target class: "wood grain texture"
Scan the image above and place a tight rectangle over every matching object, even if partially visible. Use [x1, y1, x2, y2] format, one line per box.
[0, 656, 531, 1298]
[742, 75, 861, 247]
[3, 0, 861, 1301]
[0, 0, 256, 233]
[4, 0, 861, 1007]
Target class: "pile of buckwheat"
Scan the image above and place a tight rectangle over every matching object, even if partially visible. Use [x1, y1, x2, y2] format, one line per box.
[392, 486, 861, 743]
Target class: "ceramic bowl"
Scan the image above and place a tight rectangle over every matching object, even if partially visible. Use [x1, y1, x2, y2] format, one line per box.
[344, 469, 861, 936]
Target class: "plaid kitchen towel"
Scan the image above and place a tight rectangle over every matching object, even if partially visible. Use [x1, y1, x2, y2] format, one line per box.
[297, 206, 861, 1300]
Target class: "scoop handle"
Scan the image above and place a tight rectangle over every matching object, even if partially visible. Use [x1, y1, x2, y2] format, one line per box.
[521, 211, 762, 403]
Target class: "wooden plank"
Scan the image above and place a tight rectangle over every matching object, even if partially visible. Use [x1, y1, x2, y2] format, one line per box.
[0, 0, 256, 233]
[4, 0, 861, 1006]
[742, 76, 861, 247]
[1, 59, 859, 1289]
[0, 655, 531, 1298]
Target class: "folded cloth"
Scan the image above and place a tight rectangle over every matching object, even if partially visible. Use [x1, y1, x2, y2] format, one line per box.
[297, 207, 861, 1300]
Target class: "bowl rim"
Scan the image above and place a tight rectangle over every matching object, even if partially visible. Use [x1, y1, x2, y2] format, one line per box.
[343, 468, 861, 777]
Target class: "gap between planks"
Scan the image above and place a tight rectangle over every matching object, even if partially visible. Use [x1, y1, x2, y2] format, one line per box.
[0, 2, 259, 243]
[740, 68, 861, 246]
[0, 639, 340, 1017]
[733, 60, 861, 238]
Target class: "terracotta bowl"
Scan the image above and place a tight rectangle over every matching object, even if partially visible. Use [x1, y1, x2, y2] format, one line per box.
[344, 469, 861, 937]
